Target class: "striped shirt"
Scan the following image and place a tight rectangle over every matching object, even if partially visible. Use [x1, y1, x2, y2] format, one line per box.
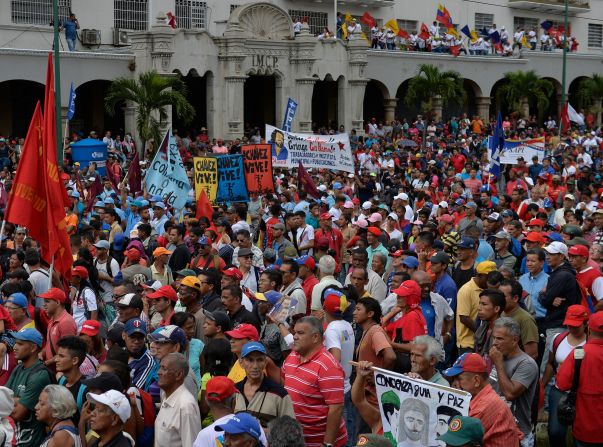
[129, 350, 156, 391]
[282, 347, 347, 447]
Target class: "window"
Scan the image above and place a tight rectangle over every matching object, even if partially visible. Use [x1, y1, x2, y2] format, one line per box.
[397, 19, 417, 34]
[588, 23, 602, 48]
[288, 10, 328, 36]
[475, 13, 494, 31]
[513, 16, 538, 31]
[175, 0, 207, 29]
[11, 0, 70, 25]
[114, 0, 148, 31]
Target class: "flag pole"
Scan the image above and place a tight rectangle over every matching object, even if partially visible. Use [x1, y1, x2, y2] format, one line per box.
[559, 0, 569, 139]
[48, 255, 54, 289]
[53, 0, 63, 164]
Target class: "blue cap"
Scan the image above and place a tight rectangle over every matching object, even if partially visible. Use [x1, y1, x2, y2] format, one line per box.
[113, 233, 126, 250]
[124, 318, 147, 336]
[140, 200, 149, 208]
[94, 201, 105, 208]
[198, 236, 210, 246]
[103, 197, 115, 204]
[333, 182, 343, 190]
[241, 341, 267, 358]
[149, 325, 186, 348]
[153, 202, 166, 210]
[458, 237, 477, 250]
[216, 412, 262, 441]
[7, 293, 28, 309]
[546, 232, 564, 243]
[255, 291, 282, 306]
[402, 256, 419, 269]
[150, 195, 162, 202]
[131, 200, 143, 208]
[9, 328, 43, 347]
[70, 191, 80, 199]
[543, 198, 553, 208]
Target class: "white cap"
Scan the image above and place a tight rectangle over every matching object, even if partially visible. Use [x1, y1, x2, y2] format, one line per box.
[362, 201, 372, 210]
[317, 185, 327, 192]
[438, 201, 449, 209]
[387, 212, 399, 221]
[87, 390, 131, 423]
[396, 193, 409, 201]
[544, 241, 568, 257]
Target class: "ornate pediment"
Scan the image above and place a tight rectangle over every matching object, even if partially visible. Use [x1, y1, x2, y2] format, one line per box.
[226, 3, 293, 41]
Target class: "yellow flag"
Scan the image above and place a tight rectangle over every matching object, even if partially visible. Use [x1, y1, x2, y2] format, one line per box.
[341, 23, 348, 40]
[384, 19, 399, 35]
[361, 32, 369, 42]
[470, 30, 478, 42]
[521, 34, 528, 46]
[447, 27, 459, 39]
[344, 13, 353, 24]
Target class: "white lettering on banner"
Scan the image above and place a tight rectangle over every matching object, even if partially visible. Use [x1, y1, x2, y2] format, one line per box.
[373, 367, 471, 447]
[487, 136, 545, 165]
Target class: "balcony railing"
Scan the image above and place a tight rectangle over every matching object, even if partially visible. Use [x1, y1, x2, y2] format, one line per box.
[509, 0, 590, 13]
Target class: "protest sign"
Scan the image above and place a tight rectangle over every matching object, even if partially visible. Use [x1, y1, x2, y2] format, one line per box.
[487, 136, 545, 165]
[145, 129, 191, 210]
[242, 144, 275, 195]
[265, 125, 355, 173]
[374, 367, 471, 447]
[282, 98, 298, 131]
[216, 154, 249, 203]
[193, 156, 218, 204]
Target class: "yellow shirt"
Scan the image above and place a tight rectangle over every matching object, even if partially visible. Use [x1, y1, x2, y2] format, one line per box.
[227, 359, 247, 383]
[455, 278, 482, 349]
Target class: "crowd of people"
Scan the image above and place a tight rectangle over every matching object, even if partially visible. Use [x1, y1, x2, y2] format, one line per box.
[0, 108, 600, 447]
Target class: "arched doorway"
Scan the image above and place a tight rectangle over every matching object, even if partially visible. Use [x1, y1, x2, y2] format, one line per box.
[363, 80, 388, 123]
[444, 79, 481, 121]
[395, 79, 422, 122]
[489, 78, 511, 118]
[312, 75, 338, 131]
[172, 69, 209, 136]
[568, 76, 590, 112]
[244, 74, 276, 133]
[0, 80, 45, 136]
[541, 77, 562, 120]
[73, 80, 125, 137]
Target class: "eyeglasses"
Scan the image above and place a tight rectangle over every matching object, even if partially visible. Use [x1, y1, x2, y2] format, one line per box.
[236, 239, 246, 243]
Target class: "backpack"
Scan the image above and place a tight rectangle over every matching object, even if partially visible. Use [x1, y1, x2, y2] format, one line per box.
[58, 376, 88, 410]
[78, 285, 110, 337]
[94, 256, 115, 279]
[127, 386, 156, 446]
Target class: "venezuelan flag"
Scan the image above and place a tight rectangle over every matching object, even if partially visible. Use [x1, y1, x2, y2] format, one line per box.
[436, 4, 453, 28]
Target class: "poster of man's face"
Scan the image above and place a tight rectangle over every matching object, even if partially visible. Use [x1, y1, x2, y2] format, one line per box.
[435, 406, 462, 447]
[397, 398, 430, 446]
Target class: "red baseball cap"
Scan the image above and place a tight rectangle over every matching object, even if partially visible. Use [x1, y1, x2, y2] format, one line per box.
[568, 245, 589, 258]
[392, 280, 422, 308]
[125, 248, 141, 262]
[528, 219, 545, 227]
[389, 249, 404, 257]
[443, 353, 488, 377]
[80, 320, 101, 336]
[222, 267, 244, 281]
[147, 285, 178, 302]
[352, 198, 360, 205]
[589, 311, 603, 332]
[524, 232, 545, 244]
[563, 305, 589, 327]
[206, 376, 238, 402]
[71, 266, 89, 279]
[367, 227, 381, 237]
[322, 289, 349, 315]
[225, 324, 259, 341]
[437, 214, 454, 224]
[39, 287, 67, 303]
[319, 212, 332, 220]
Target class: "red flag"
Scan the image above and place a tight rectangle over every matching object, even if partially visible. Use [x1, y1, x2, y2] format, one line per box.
[398, 29, 410, 39]
[360, 12, 376, 29]
[0, 182, 7, 210]
[195, 189, 214, 221]
[166, 12, 177, 29]
[560, 102, 570, 135]
[106, 160, 120, 190]
[86, 175, 103, 212]
[5, 103, 53, 260]
[450, 45, 460, 56]
[419, 23, 430, 40]
[493, 42, 503, 52]
[128, 152, 142, 195]
[297, 162, 320, 199]
[43, 53, 72, 277]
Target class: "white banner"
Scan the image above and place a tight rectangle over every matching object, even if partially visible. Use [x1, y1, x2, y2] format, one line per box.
[487, 136, 545, 165]
[265, 125, 355, 173]
[374, 367, 471, 447]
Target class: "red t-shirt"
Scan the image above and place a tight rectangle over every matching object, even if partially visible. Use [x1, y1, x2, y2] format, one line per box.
[0, 307, 15, 332]
[385, 308, 427, 342]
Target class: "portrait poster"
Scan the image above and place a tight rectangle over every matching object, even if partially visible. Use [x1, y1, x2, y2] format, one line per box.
[216, 154, 249, 203]
[265, 125, 355, 173]
[241, 144, 275, 195]
[374, 367, 471, 447]
[193, 156, 218, 204]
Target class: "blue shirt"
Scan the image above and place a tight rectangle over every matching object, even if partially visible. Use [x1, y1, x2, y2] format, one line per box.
[519, 257, 550, 276]
[129, 350, 156, 391]
[519, 270, 549, 319]
[421, 297, 436, 337]
[63, 19, 78, 39]
[476, 239, 495, 263]
[124, 208, 141, 235]
[434, 273, 458, 311]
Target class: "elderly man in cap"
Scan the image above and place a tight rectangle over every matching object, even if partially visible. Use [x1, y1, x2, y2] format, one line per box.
[268, 223, 293, 262]
[234, 341, 295, 426]
[414, 270, 454, 346]
[5, 293, 34, 331]
[444, 353, 522, 447]
[6, 328, 53, 446]
[557, 311, 603, 446]
[492, 231, 517, 271]
[456, 261, 496, 355]
[215, 412, 266, 447]
[123, 317, 157, 391]
[87, 390, 132, 446]
[151, 201, 169, 236]
[458, 202, 483, 236]
[540, 241, 582, 360]
[151, 246, 173, 285]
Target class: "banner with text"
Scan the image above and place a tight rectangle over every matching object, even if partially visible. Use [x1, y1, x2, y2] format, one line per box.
[374, 367, 471, 447]
[193, 156, 218, 204]
[217, 154, 249, 203]
[242, 144, 275, 196]
[265, 125, 355, 173]
[487, 136, 545, 165]
[282, 98, 298, 131]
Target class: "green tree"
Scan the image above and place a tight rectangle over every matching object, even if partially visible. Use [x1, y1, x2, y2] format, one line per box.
[497, 70, 554, 118]
[404, 64, 465, 119]
[577, 74, 603, 126]
[105, 71, 195, 154]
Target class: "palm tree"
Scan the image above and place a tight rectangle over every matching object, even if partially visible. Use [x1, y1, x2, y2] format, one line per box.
[404, 64, 465, 120]
[497, 70, 554, 119]
[105, 71, 195, 154]
[577, 74, 603, 126]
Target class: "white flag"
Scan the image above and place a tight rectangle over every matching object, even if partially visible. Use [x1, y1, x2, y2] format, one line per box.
[567, 102, 585, 126]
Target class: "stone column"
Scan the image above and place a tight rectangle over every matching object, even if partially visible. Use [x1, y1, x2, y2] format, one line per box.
[476, 97, 491, 121]
[295, 78, 317, 133]
[556, 93, 563, 119]
[347, 38, 369, 132]
[384, 98, 398, 122]
[123, 101, 138, 149]
[432, 95, 443, 122]
[224, 75, 247, 140]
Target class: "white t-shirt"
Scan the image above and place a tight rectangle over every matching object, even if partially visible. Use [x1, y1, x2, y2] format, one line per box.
[386, 228, 403, 241]
[72, 286, 98, 330]
[324, 319, 355, 393]
[553, 333, 586, 368]
[28, 268, 51, 308]
[192, 413, 268, 447]
[95, 257, 121, 303]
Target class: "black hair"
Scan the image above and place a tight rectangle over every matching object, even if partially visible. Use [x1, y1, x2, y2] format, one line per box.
[526, 248, 546, 262]
[260, 269, 283, 290]
[101, 359, 131, 390]
[500, 279, 523, 300]
[222, 285, 242, 301]
[357, 297, 382, 323]
[479, 288, 506, 314]
[417, 231, 435, 247]
[24, 248, 40, 265]
[281, 260, 299, 276]
[486, 270, 504, 287]
[172, 311, 194, 328]
[56, 336, 87, 367]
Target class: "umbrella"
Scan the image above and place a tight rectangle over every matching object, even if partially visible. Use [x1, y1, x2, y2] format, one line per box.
[397, 139, 418, 147]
